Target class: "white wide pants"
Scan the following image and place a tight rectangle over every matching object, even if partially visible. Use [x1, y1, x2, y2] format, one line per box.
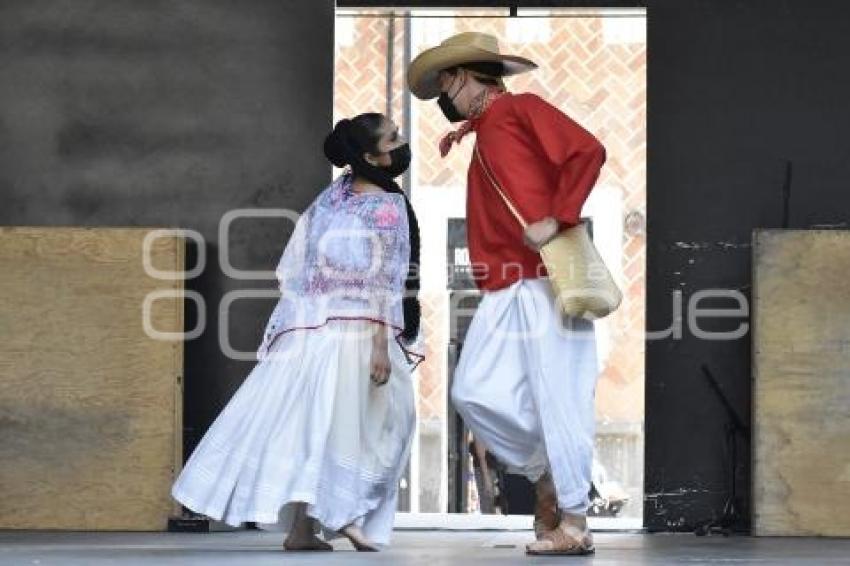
[451, 277, 599, 514]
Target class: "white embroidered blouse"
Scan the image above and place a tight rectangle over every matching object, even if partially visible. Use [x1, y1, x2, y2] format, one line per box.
[256, 170, 424, 368]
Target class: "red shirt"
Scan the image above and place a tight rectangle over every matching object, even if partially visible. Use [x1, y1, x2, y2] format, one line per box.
[465, 91, 607, 291]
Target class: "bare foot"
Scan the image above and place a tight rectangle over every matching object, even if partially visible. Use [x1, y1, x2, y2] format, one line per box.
[283, 534, 333, 552]
[340, 524, 379, 552]
[283, 502, 333, 551]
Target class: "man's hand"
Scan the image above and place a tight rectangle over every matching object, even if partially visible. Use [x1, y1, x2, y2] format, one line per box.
[523, 216, 560, 252]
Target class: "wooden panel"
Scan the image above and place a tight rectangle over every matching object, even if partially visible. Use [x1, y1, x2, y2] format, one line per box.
[0, 227, 184, 530]
[752, 229, 850, 536]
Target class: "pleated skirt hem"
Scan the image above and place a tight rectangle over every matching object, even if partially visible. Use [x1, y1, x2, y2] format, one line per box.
[170, 319, 415, 545]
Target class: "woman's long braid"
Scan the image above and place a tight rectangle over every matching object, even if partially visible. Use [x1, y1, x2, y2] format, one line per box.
[393, 192, 421, 342]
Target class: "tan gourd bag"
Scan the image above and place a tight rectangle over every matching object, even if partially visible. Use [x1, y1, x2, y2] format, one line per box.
[474, 142, 622, 321]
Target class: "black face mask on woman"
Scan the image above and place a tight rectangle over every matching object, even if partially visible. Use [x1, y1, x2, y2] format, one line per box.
[437, 73, 466, 123]
[382, 143, 411, 177]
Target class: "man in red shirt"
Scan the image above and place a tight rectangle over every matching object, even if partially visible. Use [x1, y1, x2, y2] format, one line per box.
[408, 32, 605, 556]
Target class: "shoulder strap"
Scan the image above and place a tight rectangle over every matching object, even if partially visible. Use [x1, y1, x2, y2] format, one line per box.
[473, 142, 528, 229]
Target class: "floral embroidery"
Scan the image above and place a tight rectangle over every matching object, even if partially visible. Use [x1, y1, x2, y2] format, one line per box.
[374, 201, 400, 228]
[255, 171, 423, 365]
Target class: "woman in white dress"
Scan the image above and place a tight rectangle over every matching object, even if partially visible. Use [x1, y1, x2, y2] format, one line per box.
[170, 113, 424, 552]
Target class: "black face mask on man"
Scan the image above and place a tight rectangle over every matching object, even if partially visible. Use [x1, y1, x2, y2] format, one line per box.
[437, 72, 466, 123]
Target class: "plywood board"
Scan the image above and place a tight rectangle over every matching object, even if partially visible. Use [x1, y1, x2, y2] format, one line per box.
[0, 227, 184, 530]
[752, 229, 850, 536]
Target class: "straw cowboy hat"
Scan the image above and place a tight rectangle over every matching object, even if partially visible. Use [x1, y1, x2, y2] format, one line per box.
[407, 31, 538, 100]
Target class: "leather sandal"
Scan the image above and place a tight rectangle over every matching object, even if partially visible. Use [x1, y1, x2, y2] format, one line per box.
[526, 521, 595, 556]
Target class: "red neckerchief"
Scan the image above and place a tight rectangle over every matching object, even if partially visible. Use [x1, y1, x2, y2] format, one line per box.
[438, 87, 506, 158]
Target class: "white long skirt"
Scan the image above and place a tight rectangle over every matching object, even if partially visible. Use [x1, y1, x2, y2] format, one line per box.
[451, 277, 599, 514]
[170, 319, 416, 545]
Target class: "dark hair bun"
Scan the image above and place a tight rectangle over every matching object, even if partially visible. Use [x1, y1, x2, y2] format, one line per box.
[323, 119, 352, 167]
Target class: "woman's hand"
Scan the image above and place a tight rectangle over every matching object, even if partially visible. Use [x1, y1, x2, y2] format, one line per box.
[369, 324, 391, 386]
[523, 216, 560, 252]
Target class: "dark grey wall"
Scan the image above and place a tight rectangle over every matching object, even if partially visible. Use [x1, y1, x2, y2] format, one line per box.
[645, 0, 850, 532]
[0, 0, 334, 453]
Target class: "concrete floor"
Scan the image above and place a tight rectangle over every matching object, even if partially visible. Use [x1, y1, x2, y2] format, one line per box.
[1, 530, 848, 565]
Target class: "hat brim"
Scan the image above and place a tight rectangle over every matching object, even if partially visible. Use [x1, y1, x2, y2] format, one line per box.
[406, 45, 538, 100]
